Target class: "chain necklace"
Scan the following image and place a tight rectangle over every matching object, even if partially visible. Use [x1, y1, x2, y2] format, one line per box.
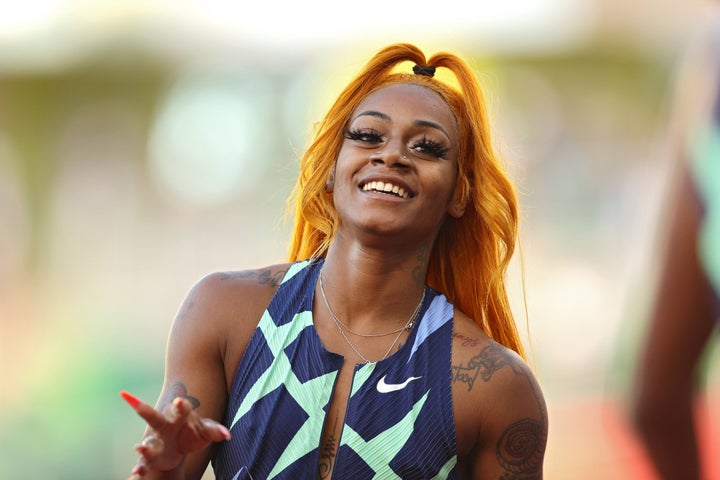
[318, 270, 425, 364]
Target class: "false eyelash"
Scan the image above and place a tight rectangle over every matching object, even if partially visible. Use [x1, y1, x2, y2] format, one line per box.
[345, 128, 383, 143]
[411, 136, 450, 159]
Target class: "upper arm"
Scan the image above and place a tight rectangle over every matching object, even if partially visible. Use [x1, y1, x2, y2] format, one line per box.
[153, 273, 239, 478]
[155, 265, 291, 479]
[453, 335, 548, 479]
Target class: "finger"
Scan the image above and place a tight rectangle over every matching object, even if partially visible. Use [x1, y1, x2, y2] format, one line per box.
[130, 459, 147, 477]
[135, 435, 165, 458]
[166, 396, 195, 424]
[120, 390, 168, 431]
[198, 418, 232, 442]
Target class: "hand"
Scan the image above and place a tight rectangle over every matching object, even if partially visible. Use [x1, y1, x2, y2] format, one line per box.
[120, 390, 231, 477]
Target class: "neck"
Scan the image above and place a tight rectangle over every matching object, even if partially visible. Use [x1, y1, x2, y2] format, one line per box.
[318, 238, 430, 332]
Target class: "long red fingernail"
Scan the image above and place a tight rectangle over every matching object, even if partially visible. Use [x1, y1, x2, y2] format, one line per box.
[120, 390, 141, 408]
[131, 464, 145, 475]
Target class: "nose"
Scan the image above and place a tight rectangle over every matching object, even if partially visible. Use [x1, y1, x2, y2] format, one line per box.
[370, 143, 411, 168]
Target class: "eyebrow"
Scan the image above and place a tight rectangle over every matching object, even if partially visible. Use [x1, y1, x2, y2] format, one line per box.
[353, 110, 451, 139]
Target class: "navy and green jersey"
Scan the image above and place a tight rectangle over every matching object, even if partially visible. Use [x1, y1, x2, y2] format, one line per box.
[212, 259, 458, 479]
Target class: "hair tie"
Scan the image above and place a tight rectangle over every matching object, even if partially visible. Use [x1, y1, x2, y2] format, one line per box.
[413, 65, 436, 77]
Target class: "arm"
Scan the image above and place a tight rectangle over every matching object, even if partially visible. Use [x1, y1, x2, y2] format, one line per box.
[123, 266, 288, 479]
[631, 167, 717, 480]
[452, 327, 548, 479]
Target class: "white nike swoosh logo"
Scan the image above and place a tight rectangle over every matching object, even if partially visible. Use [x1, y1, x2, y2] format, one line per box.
[376, 375, 422, 393]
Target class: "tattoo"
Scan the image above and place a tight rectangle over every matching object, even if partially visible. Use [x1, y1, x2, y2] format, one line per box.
[258, 269, 287, 287]
[219, 271, 254, 281]
[497, 419, 545, 479]
[176, 300, 195, 322]
[452, 332, 481, 348]
[411, 242, 431, 288]
[317, 415, 338, 479]
[161, 381, 200, 409]
[220, 268, 287, 287]
[451, 340, 548, 477]
[451, 342, 510, 391]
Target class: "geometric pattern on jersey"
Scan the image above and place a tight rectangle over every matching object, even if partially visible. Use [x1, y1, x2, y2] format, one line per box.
[212, 258, 458, 479]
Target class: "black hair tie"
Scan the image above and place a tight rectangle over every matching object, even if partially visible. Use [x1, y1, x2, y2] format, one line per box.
[413, 65, 436, 77]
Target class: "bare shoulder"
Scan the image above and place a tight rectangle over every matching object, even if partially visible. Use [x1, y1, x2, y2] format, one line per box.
[451, 309, 548, 478]
[170, 263, 295, 374]
[182, 262, 294, 323]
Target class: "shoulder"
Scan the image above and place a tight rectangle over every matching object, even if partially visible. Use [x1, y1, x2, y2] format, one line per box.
[451, 310, 543, 404]
[167, 263, 296, 385]
[187, 262, 294, 309]
[194, 262, 294, 293]
[171, 262, 295, 346]
[451, 309, 548, 477]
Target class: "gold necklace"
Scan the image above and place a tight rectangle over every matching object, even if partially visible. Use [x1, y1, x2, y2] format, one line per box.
[318, 270, 425, 364]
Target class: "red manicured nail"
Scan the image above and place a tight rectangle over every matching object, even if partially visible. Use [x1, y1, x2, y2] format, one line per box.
[120, 390, 141, 408]
[131, 464, 145, 475]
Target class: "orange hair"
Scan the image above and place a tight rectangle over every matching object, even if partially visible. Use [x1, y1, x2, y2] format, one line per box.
[286, 43, 525, 358]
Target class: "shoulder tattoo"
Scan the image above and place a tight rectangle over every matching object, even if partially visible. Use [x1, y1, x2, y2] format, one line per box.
[220, 268, 287, 287]
[451, 340, 512, 391]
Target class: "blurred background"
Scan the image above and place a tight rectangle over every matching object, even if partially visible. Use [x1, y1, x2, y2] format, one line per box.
[1, 1, 718, 478]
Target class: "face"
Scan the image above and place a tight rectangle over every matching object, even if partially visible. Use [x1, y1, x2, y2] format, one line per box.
[332, 82, 464, 243]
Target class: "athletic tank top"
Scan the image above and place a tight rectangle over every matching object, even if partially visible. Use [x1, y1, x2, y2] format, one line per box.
[212, 259, 458, 479]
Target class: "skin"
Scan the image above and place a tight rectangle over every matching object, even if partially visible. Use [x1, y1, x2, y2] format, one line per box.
[123, 83, 548, 479]
[631, 166, 717, 480]
[630, 24, 719, 477]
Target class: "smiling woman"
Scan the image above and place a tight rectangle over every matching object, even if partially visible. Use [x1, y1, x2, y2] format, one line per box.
[121, 43, 548, 480]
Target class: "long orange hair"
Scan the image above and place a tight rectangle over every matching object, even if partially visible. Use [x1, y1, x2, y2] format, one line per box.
[286, 43, 525, 358]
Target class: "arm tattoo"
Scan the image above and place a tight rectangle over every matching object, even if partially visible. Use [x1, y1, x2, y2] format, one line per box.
[317, 415, 339, 479]
[220, 268, 287, 287]
[497, 418, 545, 479]
[452, 340, 548, 478]
[160, 381, 200, 410]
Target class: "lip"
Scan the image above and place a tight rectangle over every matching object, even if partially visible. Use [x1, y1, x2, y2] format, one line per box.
[358, 175, 415, 199]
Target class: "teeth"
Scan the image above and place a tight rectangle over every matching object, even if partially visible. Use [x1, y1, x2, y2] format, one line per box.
[362, 181, 409, 199]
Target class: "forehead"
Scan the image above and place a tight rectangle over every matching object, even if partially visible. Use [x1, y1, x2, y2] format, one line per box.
[352, 83, 458, 134]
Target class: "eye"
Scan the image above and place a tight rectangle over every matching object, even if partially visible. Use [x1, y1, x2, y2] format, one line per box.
[345, 128, 383, 145]
[410, 135, 450, 159]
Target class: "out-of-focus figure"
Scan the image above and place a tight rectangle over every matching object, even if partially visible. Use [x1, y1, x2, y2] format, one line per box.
[631, 8, 720, 480]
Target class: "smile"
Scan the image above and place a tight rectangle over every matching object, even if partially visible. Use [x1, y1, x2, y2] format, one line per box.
[361, 181, 411, 199]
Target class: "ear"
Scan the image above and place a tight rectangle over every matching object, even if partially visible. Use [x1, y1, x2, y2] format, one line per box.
[324, 167, 336, 193]
[447, 187, 467, 219]
[448, 199, 466, 219]
[324, 176, 334, 193]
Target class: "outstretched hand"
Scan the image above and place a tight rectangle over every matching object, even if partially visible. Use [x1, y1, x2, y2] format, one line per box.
[120, 390, 231, 478]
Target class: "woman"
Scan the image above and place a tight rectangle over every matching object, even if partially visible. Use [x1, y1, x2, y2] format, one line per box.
[122, 42, 548, 479]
